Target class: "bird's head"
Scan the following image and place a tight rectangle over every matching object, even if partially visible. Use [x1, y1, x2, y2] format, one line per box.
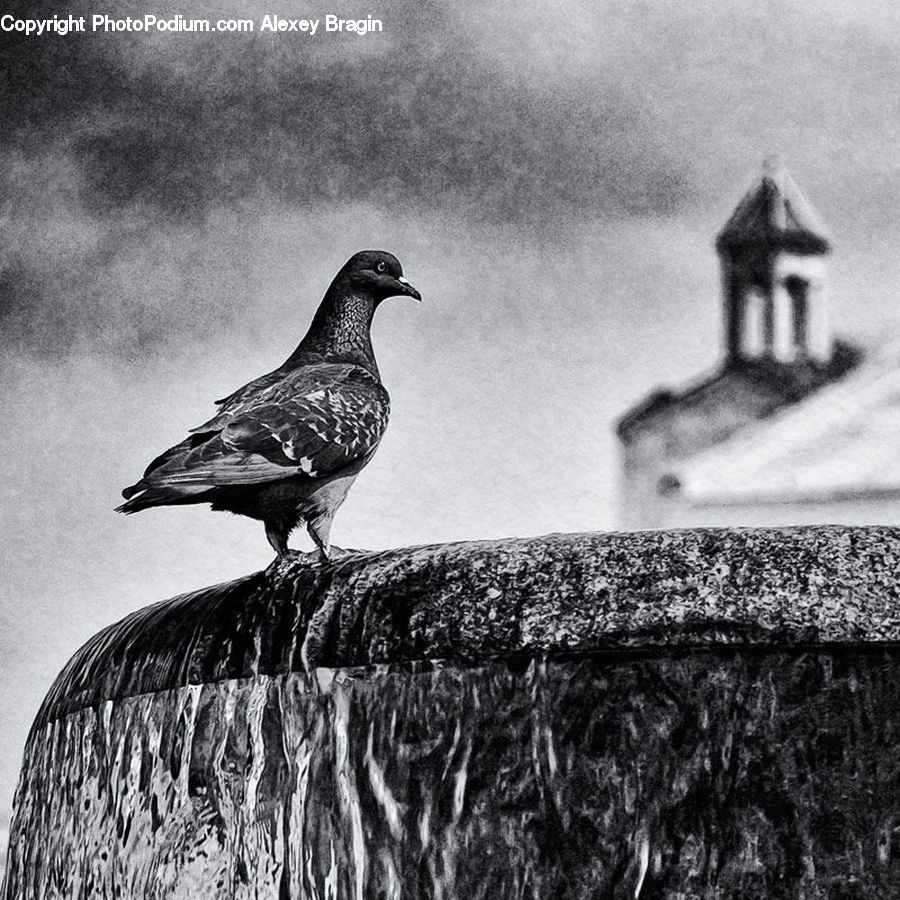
[341, 250, 422, 303]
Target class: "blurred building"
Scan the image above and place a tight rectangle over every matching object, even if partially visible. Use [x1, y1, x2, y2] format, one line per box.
[616, 158, 900, 529]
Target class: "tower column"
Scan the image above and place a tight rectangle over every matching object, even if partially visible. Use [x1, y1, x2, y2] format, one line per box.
[742, 288, 766, 359]
[807, 284, 831, 363]
[721, 255, 742, 362]
[771, 280, 795, 362]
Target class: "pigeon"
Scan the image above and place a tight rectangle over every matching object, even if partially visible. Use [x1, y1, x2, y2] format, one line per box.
[118, 250, 421, 560]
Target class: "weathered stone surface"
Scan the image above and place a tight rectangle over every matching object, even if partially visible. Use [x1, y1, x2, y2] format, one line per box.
[5, 527, 900, 898]
[31, 527, 900, 726]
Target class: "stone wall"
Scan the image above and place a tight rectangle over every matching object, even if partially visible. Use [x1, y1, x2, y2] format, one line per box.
[4, 527, 900, 898]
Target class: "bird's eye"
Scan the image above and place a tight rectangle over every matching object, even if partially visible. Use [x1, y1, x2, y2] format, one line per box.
[375, 261, 386, 273]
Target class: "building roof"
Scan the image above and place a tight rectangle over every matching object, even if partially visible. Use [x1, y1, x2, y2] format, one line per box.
[716, 157, 831, 254]
[616, 343, 859, 439]
[677, 338, 900, 505]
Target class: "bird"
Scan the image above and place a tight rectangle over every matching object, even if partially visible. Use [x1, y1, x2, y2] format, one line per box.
[117, 250, 421, 561]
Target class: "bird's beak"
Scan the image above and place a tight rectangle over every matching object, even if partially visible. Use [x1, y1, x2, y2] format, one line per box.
[395, 275, 422, 301]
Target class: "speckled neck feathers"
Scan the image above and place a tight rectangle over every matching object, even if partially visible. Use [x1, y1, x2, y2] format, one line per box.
[284, 280, 379, 376]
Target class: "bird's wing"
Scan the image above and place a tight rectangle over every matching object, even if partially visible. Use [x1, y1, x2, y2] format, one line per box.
[134, 370, 289, 482]
[142, 364, 390, 490]
[189, 369, 287, 433]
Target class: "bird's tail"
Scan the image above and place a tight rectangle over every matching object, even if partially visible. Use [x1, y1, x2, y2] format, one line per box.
[120, 482, 144, 501]
[116, 485, 154, 514]
[116, 482, 208, 514]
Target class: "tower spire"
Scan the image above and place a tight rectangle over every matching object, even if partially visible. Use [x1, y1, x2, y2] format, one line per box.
[717, 158, 832, 366]
[762, 152, 783, 177]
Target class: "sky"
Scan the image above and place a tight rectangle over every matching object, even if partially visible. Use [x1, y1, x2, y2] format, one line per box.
[4, 0, 900, 826]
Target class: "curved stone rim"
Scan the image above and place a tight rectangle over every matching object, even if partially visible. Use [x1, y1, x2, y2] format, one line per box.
[33, 525, 900, 730]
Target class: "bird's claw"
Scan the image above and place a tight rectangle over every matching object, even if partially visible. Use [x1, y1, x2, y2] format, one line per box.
[266, 549, 323, 575]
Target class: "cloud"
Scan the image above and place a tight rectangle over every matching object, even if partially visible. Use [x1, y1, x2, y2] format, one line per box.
[3, 1, 697, 218]
[4, 0, 900, 358]
[0, 0, 699, 357]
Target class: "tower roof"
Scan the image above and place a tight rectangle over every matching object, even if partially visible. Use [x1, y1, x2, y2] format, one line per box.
[716, 157, 830, 254]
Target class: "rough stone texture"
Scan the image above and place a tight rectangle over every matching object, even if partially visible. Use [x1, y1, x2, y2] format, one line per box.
[5, 527, 900, 898]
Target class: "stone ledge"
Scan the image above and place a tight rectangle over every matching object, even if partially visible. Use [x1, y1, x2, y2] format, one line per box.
[10, 526, 900, 899]
[35, 525, 900, 729]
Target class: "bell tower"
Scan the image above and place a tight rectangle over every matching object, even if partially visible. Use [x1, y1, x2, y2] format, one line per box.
[716, 156, 832, 366]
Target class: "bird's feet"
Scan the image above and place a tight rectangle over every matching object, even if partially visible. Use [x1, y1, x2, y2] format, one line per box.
[266, 548, 322, 576]
[301, 545, 362, 569]
[267, 545, 362, 575]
